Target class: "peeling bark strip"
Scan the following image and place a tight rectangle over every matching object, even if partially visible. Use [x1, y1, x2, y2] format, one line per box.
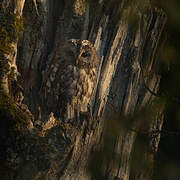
[0, 0, 167, 179]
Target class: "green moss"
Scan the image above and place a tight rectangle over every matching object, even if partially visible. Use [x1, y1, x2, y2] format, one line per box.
[0, 4, 24, 106]
[0, 93, 27, 132]
[0, 4, 23, 73]
[0, 93, 28, 179]
[0, 4, 27, 131]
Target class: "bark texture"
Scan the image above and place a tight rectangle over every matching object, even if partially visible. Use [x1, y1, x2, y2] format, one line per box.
[0, 0, 166, 179]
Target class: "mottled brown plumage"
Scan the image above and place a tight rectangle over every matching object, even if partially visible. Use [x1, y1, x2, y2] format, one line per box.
[41, 39, 98, 121]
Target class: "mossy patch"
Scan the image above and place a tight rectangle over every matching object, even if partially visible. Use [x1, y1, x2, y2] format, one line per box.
[0, 4, 25, 128]
[0, 93, 30, 178]
[0, 93, 28, 132]
[0, 4, 23, 72]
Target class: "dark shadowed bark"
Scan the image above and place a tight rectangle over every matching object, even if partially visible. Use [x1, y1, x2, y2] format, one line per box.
[0, 0, 167, 179]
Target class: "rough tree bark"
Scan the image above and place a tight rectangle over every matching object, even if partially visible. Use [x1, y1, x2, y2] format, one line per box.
[0, 0, 166, 179]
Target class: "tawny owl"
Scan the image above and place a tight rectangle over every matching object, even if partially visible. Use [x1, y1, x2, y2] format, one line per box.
[41, 39, 98, 121]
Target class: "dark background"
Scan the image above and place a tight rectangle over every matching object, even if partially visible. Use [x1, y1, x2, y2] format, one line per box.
[153, 0, 180, 179]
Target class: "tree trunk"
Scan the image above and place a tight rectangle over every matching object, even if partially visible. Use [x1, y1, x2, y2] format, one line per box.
[0, 0, 167, 179]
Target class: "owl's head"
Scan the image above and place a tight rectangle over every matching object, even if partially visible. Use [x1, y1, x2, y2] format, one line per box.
[55, 39, 98, 69]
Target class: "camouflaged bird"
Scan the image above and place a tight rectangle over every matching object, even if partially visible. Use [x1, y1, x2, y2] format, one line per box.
[41, 39, 98, 121]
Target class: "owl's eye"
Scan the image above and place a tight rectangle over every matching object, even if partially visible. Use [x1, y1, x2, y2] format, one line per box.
[81, 52, 91, 58]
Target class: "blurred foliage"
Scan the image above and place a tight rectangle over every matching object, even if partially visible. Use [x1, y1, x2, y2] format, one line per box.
[88, 104, 162, 179]
[87, 0, 180, 179]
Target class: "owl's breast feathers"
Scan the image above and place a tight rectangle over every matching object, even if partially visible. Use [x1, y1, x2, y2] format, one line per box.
[41, 39, 98, 117]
